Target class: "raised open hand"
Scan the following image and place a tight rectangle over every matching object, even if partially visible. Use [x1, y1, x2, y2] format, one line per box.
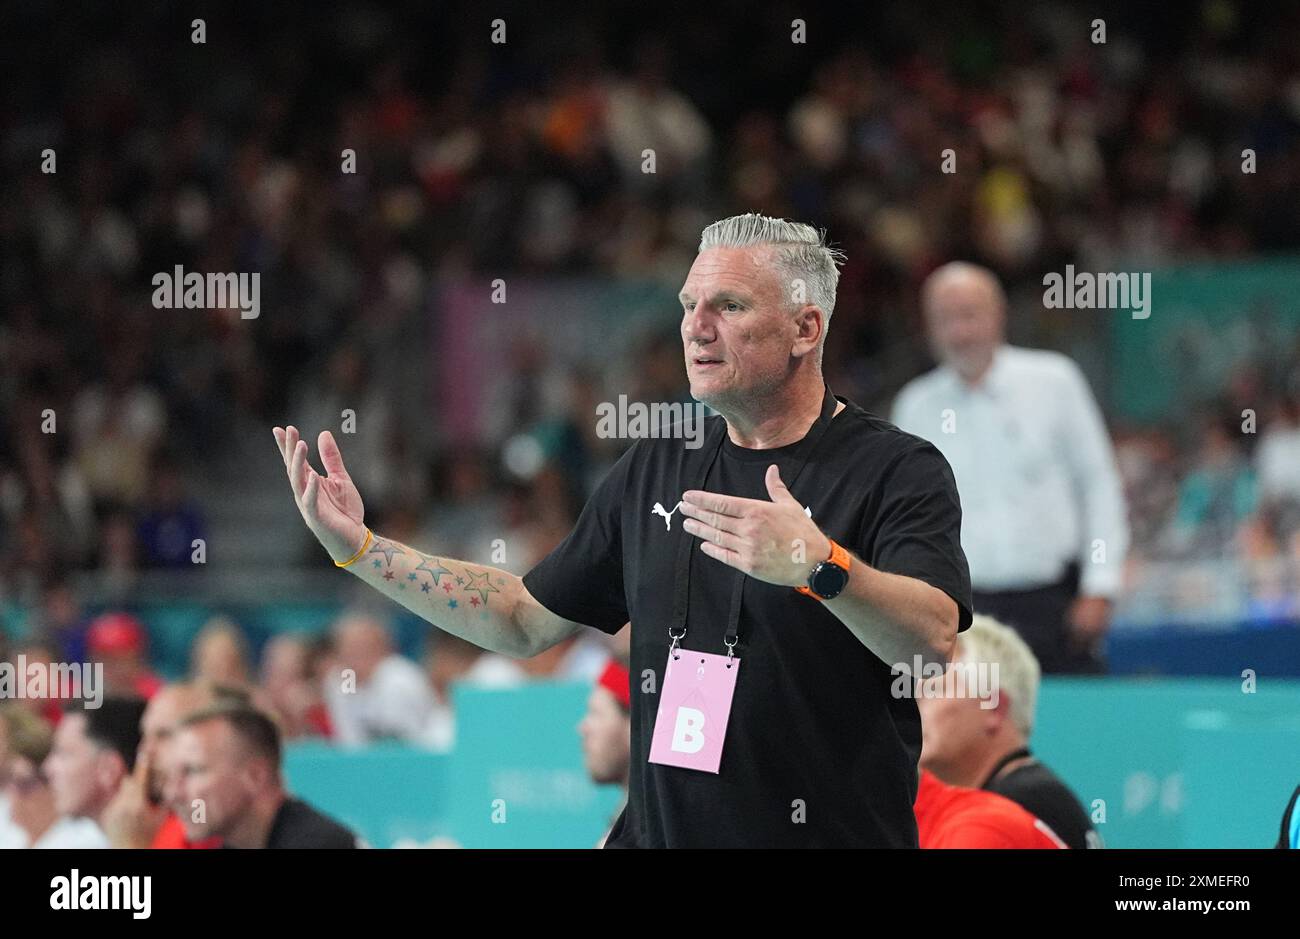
[273, 425, 367, 563]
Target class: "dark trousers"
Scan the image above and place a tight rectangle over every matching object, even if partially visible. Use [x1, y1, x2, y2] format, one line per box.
[970, 563, 1107, 675]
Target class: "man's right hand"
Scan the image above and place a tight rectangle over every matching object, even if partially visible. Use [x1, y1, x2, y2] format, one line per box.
[102, 747, 168, 849]
[273, 426, 368, 563]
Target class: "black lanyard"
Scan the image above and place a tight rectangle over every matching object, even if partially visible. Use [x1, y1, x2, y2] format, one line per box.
[667, 384, 841, 659]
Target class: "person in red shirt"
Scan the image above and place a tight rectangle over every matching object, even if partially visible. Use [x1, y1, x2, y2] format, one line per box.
[914, 769, 1067, 849]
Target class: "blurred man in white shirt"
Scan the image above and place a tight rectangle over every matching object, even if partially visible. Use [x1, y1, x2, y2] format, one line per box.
[323, 613, 448, 748]
[893, 262, 1128, 673]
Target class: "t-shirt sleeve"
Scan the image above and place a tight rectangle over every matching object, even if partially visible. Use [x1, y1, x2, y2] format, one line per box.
[862, 440, 974, 632]
[521, 443, 635, 635]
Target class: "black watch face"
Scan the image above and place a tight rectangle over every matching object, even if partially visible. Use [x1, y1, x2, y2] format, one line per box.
[810, 561, 848, 599]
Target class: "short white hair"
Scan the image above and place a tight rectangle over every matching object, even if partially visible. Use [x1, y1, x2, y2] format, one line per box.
[957, 614, 1041, 738]
[698, 213, 845, 321]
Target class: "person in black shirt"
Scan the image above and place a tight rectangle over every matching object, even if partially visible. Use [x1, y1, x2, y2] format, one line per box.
[173, 704, 359, 849]
[1278, 783, 1299, 848]
[273, 212, 972, 847]
[916, 614, 1101, 848]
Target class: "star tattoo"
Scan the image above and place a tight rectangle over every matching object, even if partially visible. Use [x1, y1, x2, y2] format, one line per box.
[414, 556, 454, 586]
[462, 570, 501, 604]
[367, 538, 400, 566]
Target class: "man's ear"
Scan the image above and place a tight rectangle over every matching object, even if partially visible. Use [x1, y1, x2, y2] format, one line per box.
[243, 757, 279, 795]
[791, 305, 824, 358]
[99, 750, 130, 794]
[982, 690, 1016, 732]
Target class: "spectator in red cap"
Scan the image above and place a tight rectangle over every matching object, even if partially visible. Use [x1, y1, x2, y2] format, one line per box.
[579, 657, 631, 848]
[86, 613, 163, 700]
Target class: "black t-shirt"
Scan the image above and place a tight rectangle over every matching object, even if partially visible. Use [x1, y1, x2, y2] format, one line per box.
[983, 757, 1102, 849]
[523, 390, 972, 847]
[264, 797, 361, 849]
[1277, 783, 1299, 849]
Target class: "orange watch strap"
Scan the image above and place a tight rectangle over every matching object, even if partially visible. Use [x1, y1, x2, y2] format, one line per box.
[796, 539, 851, 598]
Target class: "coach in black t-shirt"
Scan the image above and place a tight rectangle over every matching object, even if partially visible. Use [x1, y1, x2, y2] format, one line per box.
[273, 212, 972, 848]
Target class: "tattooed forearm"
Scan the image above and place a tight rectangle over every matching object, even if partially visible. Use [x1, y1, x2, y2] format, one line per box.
[341, 535, 528, 656]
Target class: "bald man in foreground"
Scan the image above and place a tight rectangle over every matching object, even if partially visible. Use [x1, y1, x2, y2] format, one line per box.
[892, 262, 1129, 674]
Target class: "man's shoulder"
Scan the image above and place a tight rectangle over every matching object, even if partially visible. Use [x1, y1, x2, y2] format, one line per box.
[269, 797, 361, 849]
[838, 398, 947, 465]
[943, 784, 1042, 831]
[994, 761, 1095, 826]
[996, 759, 1083, 803]
[1002, 345, 1085, 384]
[374, 654, 431, 691]
[34, 817, 110, 849]
[895, 366, 950, 406]
[616, 411, 726, 463]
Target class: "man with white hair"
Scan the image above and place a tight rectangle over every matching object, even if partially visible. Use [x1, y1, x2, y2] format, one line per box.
[916, 614, 1101, 848]
[274, 213, 972, 847]
[893, 262, 1129, 674]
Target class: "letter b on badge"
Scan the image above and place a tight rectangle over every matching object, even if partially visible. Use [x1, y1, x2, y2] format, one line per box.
[670, 706, 706, 753]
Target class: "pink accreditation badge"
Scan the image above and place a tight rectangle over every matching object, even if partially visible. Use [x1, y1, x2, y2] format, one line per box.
[647, 649, 740, 774]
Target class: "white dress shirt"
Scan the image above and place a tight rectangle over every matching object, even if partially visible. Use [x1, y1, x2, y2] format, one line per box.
[31, 816, 111, 849]
[324, 655, 446, 748]
[892, 344, 1128, 596]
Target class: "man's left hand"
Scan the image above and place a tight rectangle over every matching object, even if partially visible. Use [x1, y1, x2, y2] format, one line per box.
[1067, 595, 1112, 641]
[679, 464, 831, 588]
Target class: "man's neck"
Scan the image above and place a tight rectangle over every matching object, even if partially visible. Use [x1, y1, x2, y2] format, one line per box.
[22, 812, 58, 846]
[945, 740, 1031, 789]
[222, 790, 287, 849]
[719, 377, 839, 449]
[955, 345, 1002, 390]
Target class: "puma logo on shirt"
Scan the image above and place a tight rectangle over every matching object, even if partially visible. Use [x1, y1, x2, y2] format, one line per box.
[652, 500, 811, 532]
[651, 501, 683, 530]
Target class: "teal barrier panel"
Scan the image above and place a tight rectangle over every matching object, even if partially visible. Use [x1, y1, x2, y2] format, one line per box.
[1182, 711, 1300, 848]
[1032, 678, 1300, 848]
[284, 741, 451, 848]
[443, 682, 625, 848]
[1110, 259, 1300, 423]
[276, 678, 1300, 848]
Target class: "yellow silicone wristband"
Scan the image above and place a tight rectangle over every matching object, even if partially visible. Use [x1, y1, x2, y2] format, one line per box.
[334, 528, 373, 568]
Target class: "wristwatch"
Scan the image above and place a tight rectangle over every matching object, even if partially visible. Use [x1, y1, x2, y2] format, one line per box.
[796, 539, 851, 600]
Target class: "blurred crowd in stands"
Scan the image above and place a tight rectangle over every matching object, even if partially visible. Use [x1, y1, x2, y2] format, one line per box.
[3, 0, 1300, 633]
